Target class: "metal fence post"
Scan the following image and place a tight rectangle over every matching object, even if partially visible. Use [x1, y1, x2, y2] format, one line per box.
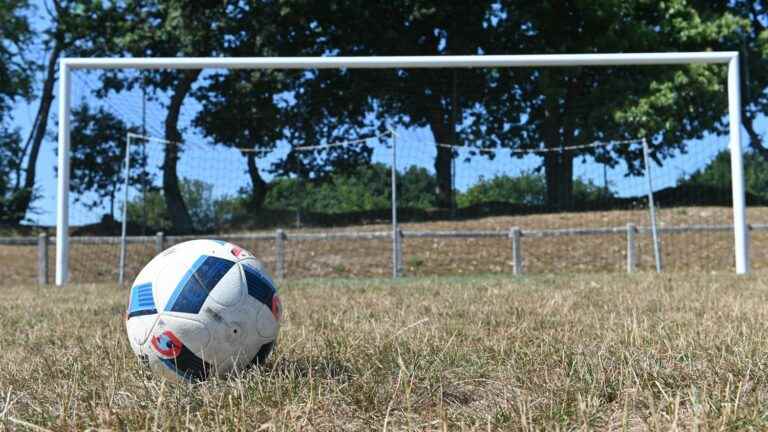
[155, 231, 165, 254]
[626, 223, 637, 273]
[510, 227, 523, 275]
[38, 232, 49, 285]
[275, 229, 286, 279]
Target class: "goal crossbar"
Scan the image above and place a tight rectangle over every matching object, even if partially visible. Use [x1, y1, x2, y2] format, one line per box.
[55, 52, 748, 285]
[61, 52, 737, 69]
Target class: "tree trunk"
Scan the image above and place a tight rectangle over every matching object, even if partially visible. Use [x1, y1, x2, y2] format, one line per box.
[9, 41, 63, 223]
[163, 70, 200, 233]
[246, 152, 268, 209]
[544, 151, 574, 210]
[540, 90, 575, 211]
[428, 105, 454, 209]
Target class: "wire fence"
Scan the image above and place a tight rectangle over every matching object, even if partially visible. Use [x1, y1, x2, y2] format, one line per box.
[2, 221, 763, 287]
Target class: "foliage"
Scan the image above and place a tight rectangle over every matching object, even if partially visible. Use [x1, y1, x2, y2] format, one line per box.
[274, 0, 742, 209]
[178, 179, 218, 232]
[457, 173, 613, 208]
[0, 0, 32, 223]
[6, 1, 768, 225]
[397, 166, 438, 209]
[126, 186, 167, 232]
[264, 163, 437, 213]
[273, 0, 499, 208]
[69, 103, 146, 216]
[699, 1, 768, 157]
[95, 0, 254, 232]
[457, 173, 546, 207]
[0, 128, 29, 222]
[679, 150, 768, 200]
[127, 179, 249, 233]
[0, 0, 32, 112]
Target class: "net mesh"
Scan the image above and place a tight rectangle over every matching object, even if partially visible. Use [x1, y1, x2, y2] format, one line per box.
[24, 64, 754, 285]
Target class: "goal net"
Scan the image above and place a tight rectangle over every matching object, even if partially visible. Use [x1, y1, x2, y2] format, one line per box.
[55, 54, 749, 285]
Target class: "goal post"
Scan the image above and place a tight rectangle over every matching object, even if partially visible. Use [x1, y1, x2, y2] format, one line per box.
[55, 52, 749, 285]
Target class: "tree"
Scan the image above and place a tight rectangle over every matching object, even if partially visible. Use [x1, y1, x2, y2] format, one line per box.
[68, 103, 147, 218]
[264, 163, 437, 212]
[96, 0, 245, 233]
[0, 0, 33, 223]
[478, 0, 741, 209]
[0, 129, 27, 222]
[680, 150, 768, 201]
[190, 2, 310, 211]
[280, 1, 741, 211]
[192, 70, 287, 210]
[5, 0, 123, 223]
[457, 173, 546, 208]
[703, 1, 768, 160]
[126, 178, 221, 232]
[274, 0, 499, 209]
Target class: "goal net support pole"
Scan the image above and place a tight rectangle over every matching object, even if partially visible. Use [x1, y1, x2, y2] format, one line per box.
[55, 52, 749, 285]
[642, 138, 662, 273]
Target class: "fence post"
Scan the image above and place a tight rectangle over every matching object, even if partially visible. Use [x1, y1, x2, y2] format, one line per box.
[275, 229, 286, 280]
[155, 231, 165, 254]
[37, 232, 49, 285]
[510, 227, 523, 275]
[396, 229, 404, 277]
[626, 223, 637, 273]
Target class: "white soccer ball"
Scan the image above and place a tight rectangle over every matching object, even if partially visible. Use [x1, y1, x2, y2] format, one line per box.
[125, 239, 282, 382]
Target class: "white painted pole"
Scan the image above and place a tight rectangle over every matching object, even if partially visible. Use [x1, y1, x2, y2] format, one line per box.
[626, 223, 637, 273]
[511, 227, 522, 275]
[642, 138, 662, 273]
[55, 61, 71, 286]
[61, 52, 738, 70]
[55, 52, 748, 282]
[390, 129, 399, 278]
[118, 133, 131, 286]
[728, 56, 750, 274]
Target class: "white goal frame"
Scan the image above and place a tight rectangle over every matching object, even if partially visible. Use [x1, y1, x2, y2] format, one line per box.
[55, 52, 749, 285]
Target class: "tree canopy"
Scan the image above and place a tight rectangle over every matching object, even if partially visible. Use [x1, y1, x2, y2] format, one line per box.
[0, 0, 33, 223]
[2, 0, 768, 230]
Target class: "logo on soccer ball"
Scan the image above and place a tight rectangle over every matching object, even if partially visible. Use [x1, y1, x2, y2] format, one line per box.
[271, 295, 283, 321]
[230, 245, 251, 259]
[150, 330, 183, 358]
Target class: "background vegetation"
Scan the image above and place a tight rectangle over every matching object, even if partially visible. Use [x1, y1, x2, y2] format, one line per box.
[2, 1, 768, 232]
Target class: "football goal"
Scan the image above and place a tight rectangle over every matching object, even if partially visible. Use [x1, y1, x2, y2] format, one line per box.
[56, 53, 749, 285]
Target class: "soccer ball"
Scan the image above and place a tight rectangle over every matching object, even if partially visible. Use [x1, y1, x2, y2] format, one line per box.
[125, 239, 282, 382]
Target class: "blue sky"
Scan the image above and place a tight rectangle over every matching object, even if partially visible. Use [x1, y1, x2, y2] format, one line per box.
[13, 66, 733, 227]
[9, 2, 739, 227]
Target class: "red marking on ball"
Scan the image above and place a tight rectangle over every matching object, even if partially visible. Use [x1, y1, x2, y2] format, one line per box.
[271, 295, 283, 321]
[230, 245, 250, 259]
[150, 330, 183, 358]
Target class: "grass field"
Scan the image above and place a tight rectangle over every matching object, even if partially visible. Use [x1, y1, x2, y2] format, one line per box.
[2, 272, 768, 430]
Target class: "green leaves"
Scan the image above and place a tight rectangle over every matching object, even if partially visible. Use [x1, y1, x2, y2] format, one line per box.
[0, 0, 32, 114]
[68, 103, 146, 214]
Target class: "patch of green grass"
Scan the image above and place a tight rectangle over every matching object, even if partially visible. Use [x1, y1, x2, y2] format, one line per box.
[407, 256, 425, 269]
[1, 272, 768, 430]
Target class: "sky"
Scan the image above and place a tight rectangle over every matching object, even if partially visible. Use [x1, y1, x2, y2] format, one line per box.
[8, 2, 741, 227]
[26, 72, 730, 228]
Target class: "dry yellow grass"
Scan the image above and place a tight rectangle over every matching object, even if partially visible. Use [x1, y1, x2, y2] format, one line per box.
[2, 272, 768, 430]
[2, 206, 767, 286]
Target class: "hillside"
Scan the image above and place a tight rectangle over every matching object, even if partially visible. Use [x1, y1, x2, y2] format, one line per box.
[2, 205, 766, 286]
